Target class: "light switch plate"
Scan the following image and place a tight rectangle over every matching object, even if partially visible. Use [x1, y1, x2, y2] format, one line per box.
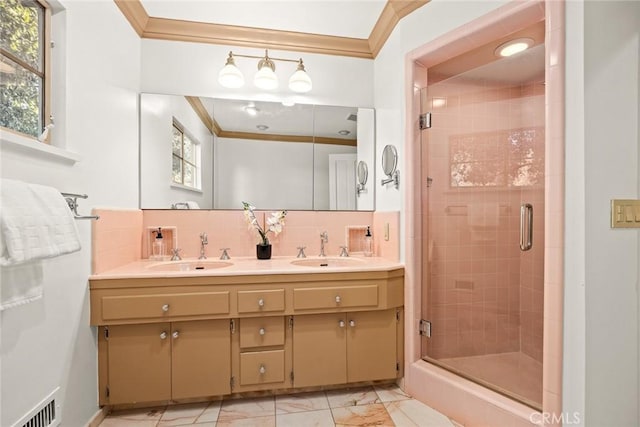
[611, 199, 640, 228]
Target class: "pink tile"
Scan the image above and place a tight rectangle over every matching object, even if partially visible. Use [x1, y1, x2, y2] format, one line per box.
[92, 209, 143, 273]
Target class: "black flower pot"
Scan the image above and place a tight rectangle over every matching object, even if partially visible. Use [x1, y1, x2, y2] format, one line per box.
[256, 244, 272, 260]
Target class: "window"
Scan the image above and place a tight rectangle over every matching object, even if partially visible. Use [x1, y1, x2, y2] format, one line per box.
[0, 0, 50, 140]
[449, 127, 544, 187]
[172, 120, 201, 190]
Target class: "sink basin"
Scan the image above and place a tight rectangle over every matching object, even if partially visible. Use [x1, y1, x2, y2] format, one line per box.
[290, 257, 365, 268]
[147, 260, 233, 271]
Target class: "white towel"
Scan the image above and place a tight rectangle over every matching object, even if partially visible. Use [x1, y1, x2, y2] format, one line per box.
[0, 261, 44, 310]
[0, 179, 81, 266]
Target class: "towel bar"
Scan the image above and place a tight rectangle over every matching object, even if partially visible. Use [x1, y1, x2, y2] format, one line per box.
[61, 193, 99, 220]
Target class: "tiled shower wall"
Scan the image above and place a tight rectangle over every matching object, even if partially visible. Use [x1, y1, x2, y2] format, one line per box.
[425, 77, 545, 361]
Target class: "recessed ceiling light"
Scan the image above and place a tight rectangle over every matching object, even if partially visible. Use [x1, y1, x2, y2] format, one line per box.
[338, 130, 351, 136]
[495, 38, 534, 57]
[256, 124, 269, 131]
[244, 104, 260, 116]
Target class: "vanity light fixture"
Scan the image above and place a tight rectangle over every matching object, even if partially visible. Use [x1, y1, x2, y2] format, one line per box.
[218, 49, 312, 93]
[218, 52, 245, 88]
[495, 38, 534, 57]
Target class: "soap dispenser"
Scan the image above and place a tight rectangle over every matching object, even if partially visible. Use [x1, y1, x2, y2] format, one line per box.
[364, 226, 373, 257]
[151, 227, 165, 260]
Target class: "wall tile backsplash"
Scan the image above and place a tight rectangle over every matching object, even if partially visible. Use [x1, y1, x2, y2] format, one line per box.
[92, 209, 400, 273]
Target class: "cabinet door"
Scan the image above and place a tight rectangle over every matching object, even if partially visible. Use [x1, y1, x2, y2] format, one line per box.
[107, 323, 171, 404]
[293, 313, 346, 388]
[346, 310, 397, 383]
[171, 319, 231, 399]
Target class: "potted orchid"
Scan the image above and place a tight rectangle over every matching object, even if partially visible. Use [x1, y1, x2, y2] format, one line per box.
[242, 201, 287, 259]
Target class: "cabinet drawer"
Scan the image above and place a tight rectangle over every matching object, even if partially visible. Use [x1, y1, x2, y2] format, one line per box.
[239, 350, 285, 385]
[101, 291, 229, 321]
[293, 285, 378, 311]
[237, 289, 285, 313]
[240, 317, 285, 349]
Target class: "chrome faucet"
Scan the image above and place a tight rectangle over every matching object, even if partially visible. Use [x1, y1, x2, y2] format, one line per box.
[199, 232, 208, 259]
[319, 231, 328, 257]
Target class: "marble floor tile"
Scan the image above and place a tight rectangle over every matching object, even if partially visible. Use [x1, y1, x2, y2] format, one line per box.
[218, 396, 275, 423]
[373, 384, 411, 403]
[158, 402, 209, 426]
[276, 391, 330, 414]
[384, 400, 454, 427]
[196, 400, 222, 424]
[326, 386, 380, 408]
[276, 408, 335, 427]
[99, 407, 165, 427]
[331, 403, 394, 426]
[216, 415, 275, 427]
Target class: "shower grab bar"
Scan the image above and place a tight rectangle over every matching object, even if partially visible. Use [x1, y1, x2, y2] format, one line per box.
[520, 203, 533, 251]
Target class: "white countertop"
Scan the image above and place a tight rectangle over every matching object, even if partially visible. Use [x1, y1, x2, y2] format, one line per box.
[90, 256, 404, 280]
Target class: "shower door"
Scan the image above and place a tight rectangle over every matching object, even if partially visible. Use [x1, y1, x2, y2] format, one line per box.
[419, 44, 545, 409]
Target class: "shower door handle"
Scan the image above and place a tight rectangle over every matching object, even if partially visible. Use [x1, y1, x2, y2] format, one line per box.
[520, 203, 533, 251]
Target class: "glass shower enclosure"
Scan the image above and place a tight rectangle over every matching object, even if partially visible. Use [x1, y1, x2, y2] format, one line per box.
[420, 36, 545, 409]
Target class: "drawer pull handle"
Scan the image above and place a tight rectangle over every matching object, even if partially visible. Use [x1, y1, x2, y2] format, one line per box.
[172, 331, 179, 339]
[338, 320, 345, 328]
[259, 328, 266, 336]
[335, 295, 341, 304]
[349, 320, 356, 327]
[162, 304, 170, 312]
[160, 331, 168, 340]
[259, 364, 266, 375]
[258, 298, 265, 307]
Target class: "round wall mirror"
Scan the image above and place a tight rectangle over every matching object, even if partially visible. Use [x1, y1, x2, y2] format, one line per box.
[380, 144, 400, 189]
[357, 160, 368, 186]
[382, 145, 398, 176]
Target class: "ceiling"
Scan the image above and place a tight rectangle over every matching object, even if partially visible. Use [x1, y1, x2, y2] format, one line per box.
[211, 98, 358, 143]
[115, 0, 429, 58]
[139, 0, 387, 40]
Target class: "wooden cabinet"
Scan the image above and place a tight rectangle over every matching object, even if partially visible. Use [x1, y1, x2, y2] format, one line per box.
[91, 268, 404, 406]
[171, 320, 231, 399]
[292, 309, 399, 388]
[106, 323, 171, 404]
[102, 319, 230, 404]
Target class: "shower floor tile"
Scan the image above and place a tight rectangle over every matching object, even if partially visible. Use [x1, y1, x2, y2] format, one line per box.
[438, 351, 543, 407]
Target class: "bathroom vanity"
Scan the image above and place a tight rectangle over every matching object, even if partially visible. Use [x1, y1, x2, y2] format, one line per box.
[89, 258, 404, 406]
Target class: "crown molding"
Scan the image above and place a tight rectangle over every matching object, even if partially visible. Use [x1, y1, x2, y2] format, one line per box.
[115, 0, 428, 59]
[186, 96, 356, 146]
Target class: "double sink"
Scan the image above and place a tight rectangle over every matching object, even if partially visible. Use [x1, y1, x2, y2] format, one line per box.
[146, 257, 365, 272]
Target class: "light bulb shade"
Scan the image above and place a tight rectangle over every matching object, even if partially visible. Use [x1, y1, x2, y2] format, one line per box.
[218, 59, 244, 88]
[288, 59, 312, 93]
[254, 62, 278, 90]
[289, 69, 312, 93]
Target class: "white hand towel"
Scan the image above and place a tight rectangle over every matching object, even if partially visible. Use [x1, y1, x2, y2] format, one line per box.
[0, 261, 44, 310]
[0, 179, 81, 266]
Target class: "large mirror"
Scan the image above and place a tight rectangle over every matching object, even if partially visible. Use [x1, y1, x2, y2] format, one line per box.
[140, 93, 375, 211]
